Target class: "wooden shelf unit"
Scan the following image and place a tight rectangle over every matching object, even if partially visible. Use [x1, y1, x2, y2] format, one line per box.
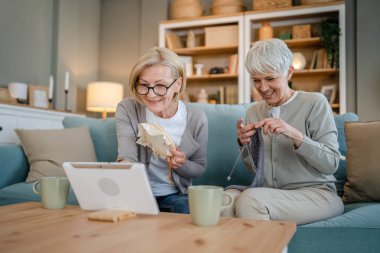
[159, 2, 346, 112]
[244, 2, 346, 113]
[173, 46, 238, 56]
[188, 73, 238, 81]
[159, 14, 244, 104]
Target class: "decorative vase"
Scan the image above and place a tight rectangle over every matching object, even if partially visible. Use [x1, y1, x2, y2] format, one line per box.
[197, 89, 208, 103]
[259, 22, 273, 40]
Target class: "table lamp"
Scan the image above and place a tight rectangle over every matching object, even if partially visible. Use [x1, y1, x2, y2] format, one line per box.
[86, 82, 124, 120]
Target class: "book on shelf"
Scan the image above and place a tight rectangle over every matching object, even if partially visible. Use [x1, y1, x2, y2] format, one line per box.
[309, 48, 331, 69]
[217, 85, 238, 104]
[228, 54, 238, 74]
[165, 32, 183, 50]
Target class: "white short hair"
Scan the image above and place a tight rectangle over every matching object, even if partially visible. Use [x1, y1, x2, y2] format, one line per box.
[245, 38, 293, 77]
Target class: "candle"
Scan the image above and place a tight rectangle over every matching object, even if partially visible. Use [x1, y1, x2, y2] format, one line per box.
[48, 75, 54, 99]
[64, 71, 70, 91]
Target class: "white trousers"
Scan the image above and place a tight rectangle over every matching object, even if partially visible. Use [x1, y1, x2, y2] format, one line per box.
[221, 186, 344, 225]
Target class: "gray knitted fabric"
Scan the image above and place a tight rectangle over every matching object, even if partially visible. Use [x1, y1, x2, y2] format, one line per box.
[226, 128, 264, 191]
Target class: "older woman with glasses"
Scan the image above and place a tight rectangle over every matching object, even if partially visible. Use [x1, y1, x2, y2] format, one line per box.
[222, 38, 343, 224]
[115, 47, 208, 214]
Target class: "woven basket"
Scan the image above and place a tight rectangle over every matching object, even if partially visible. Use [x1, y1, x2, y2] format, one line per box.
[171, 0, 203, 19]
[253, 0, 292, 10]
[211, 4, 244, 15]
[212, 0, 243, 6]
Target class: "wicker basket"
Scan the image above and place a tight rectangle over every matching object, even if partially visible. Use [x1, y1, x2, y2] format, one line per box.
[253, 0, 292, 10]
[171, 0, 203, 19]
[211, 4, 244, 15]
[212, 0, 244, 6]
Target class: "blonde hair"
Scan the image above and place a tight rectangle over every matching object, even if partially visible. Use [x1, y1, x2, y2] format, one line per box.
[245, 38, 293, 77]
[129, 47, 186, 102]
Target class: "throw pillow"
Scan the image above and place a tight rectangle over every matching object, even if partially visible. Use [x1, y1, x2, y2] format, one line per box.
[342, 121, 380, 203]
[16, 127, 97, 182]
[63, 117, 117, 162]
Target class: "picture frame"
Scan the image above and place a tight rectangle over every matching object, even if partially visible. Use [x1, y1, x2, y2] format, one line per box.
[29, 85, 50, 109]
[320, 84, 337, 104]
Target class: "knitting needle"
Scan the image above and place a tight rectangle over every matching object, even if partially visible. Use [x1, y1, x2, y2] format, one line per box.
[227, 145, 246, 181]
[227, 120, 259, 181]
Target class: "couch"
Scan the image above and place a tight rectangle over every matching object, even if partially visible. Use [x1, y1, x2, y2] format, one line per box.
[1, 103, 379, 253]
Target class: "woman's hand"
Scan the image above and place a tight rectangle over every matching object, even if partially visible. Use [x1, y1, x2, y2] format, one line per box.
[168, 146, 187, 169]
[236, 118, 256, 145]
[253, 118, 304, 148]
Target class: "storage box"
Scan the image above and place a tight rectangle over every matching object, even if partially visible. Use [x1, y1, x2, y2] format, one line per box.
[253, 0, 292, 10]
[205, 25, 238, 47]
[292, 24, 311, 39]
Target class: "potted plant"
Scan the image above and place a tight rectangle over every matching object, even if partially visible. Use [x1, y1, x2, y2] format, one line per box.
[321, 17, 341, 68]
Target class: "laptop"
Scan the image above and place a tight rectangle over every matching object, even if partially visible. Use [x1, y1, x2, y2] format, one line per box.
[63, 162, 159, 215]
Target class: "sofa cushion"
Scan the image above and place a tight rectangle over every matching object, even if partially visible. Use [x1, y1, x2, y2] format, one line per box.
[0, 145, 28, 189]
[63, 117, 117, 162]
[333, 113, 359, 196]
[16, 127, 97, 182]
[189, 103, 253, 187]
[342, 121, 380, 203]
[300, 202, 380, 228]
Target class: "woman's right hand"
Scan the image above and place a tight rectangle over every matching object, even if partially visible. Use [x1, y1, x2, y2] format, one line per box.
[236, 118, 256, 145]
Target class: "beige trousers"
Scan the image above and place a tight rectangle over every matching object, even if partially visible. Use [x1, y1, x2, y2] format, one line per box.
[221, 186, 344, 225]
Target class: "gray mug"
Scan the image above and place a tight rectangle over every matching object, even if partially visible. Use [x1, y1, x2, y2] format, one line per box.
[33, 177, 70, 209]
[189, 185, 233, 226]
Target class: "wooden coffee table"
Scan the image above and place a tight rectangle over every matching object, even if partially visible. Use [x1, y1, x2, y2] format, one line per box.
[0, 202, 296, 253]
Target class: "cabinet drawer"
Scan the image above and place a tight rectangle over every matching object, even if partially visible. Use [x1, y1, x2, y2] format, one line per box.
[0, 113, 19, 144]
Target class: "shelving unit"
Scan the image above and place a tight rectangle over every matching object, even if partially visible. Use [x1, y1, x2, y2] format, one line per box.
[159, 14, 244, 104]
[159, 2, 346, 113]
[244, 2, 346, 113]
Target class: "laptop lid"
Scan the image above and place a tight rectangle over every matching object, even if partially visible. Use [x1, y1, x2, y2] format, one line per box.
[63, 162, 159, 215]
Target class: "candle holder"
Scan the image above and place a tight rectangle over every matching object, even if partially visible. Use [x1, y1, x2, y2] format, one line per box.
[48, 98, 53, 110]
[64, 90, 68, 111]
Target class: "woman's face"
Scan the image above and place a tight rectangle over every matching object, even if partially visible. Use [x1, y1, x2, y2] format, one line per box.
[137, 64, 181, 118]
[252, 69, 293, 106]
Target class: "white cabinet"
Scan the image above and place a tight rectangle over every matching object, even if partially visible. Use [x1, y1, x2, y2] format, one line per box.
[0, 103, 85, 144]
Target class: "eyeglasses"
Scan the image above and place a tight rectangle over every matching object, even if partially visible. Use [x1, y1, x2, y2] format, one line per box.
[135, 79, 177, 96]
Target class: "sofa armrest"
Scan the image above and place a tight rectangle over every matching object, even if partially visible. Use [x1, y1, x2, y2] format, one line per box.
[0, 145, 29, 189]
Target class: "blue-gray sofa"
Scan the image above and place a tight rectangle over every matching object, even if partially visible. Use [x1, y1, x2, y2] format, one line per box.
[1, 103, 379, 253]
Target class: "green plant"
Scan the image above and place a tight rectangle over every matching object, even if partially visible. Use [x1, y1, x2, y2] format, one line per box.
[321, 17, 341, 68]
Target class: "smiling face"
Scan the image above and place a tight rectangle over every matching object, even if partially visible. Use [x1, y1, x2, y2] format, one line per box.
[252, 68, 294, 106]
[137, 64, 182, 118]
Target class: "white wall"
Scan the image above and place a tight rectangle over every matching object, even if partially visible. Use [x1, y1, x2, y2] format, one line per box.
[0, 0, 53, 86]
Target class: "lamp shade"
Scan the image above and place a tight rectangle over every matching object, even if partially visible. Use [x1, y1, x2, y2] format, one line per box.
[86, 82, 123, 113]
[292, 52, 307, 70]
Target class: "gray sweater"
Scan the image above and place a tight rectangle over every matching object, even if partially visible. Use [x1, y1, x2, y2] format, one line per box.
[244, 91, 340, 191]
[115, 98, 208, 194]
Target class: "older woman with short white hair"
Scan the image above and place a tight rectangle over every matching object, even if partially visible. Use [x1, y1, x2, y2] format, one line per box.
[222, 38, 344, 224]
[116, 47, 208, 214]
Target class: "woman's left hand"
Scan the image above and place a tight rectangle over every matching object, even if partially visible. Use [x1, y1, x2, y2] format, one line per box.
[168, 146, 187, 169]
[253, 118, 304, 148]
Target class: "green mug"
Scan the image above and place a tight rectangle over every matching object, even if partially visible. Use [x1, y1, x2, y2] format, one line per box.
[188, 185, 233, 226]
[33, 177, 70, 209]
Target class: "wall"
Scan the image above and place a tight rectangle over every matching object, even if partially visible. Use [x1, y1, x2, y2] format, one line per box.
[55, 0, 101, 112]
[356, 0, 380, 120]
[98, 0, 168, 99]
[0, 0, 53, 86]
